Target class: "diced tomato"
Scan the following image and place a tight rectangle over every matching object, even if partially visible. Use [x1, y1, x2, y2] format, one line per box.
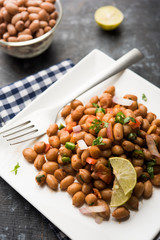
[129, 119, 141, 129]
[86, 157, 98, 165]
[45, 143, 51, 153]
[65, 122, 77, 133]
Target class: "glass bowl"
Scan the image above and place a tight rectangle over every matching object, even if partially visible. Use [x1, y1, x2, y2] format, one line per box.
[0, 0, 62, 58]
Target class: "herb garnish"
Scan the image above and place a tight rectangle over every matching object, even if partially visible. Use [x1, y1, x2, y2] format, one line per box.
[146, 160, 156, 179]
[36, 174, 45, 183]
[92, 103, 99, 108]
[142, 93, 147, 102]
[92, 136, 105, 146]
[89, 119, 108, 134]
[11, 162, 20, 175]
[124, 117, 136, 124]
[132, 150, 144, 159]
[92, 103, 106, 114]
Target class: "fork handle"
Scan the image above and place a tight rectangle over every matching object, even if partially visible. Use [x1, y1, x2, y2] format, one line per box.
[63, 48, 143, 105]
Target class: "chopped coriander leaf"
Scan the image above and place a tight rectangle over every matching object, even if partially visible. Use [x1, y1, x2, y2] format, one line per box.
[124, 117, 136, 124]
[95, 107, 106, 114]
[132, 150, 144, 159]
[103, 121, 109, 128]
[92, 136, 105, 146]
[92, 103, 99, 108]
[59, 123, 65, 130]
[61, 156, 71, 163]
[146, 160, 156, 179]
[89, 119, 103, 134]
[36, 174, 45, 183]
[65, 142, 75, 150]
[147, 166, 154, 179]
[11, 162, 20, 175]
[115, 112, 125, 124]
[92, 103, 105, 114]
[142, 93, 147, 102]
[127, 132, 137, 141]
[147, 160, 156, 167]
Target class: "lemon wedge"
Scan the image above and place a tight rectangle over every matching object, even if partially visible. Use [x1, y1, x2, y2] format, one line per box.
[110, 179, 132, 207]
[94, 6, 124, 30]
[109, 157, 137, 195]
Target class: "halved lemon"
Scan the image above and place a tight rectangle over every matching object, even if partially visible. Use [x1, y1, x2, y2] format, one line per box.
[110, 179, 132, 207]
[109, 157, 137, 195]
[94, 6, 124, 31]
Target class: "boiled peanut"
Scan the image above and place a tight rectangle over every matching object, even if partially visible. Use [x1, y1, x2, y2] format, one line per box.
[143, 180, 153, 198]
[23, 148, 37, 163]
[54, 168, 66, 182]
[72, 191, 85, 207]
[42, 162, 58, 174]
[34, 154, 46, 170]
[46, 174, 58, 190]
[127, 196, 139, 210]
[133, 182, 144, 198]
[151, 174, 160, 186]
[60, 175, 74, 190]
[112, 207, 130, 220]
[67, 182, 82, 196]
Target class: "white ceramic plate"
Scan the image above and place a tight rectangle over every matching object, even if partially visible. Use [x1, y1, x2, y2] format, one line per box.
[0, 49, 160, 240]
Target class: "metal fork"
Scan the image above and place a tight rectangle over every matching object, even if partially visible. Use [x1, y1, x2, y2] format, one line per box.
[0, 48, 143, 145]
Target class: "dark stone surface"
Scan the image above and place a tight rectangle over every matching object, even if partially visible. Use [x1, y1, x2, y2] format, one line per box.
[0, 0, 160, 239]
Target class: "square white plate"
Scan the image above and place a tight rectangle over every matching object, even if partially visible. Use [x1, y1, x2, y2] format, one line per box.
[0, 49, 160, 240]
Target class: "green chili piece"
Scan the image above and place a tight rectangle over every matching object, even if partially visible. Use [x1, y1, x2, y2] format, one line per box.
[61, 156, 71, 163]
[65, 142, 76, 150]
[115, 112, 125, 124]
[127, 132, 137, 141]
[59, 123, 65, 130]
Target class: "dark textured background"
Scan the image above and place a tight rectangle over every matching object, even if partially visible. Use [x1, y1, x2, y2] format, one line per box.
[0, 0, 160, 239]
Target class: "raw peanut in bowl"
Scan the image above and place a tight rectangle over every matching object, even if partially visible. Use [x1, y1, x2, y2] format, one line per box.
[22, 85, 160, 223]
[0, 0, 58, 42]
[0, 0, 62, 58]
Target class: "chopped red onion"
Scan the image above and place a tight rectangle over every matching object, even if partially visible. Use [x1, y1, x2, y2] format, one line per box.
[79, 205, 106, 214]
[112, 96, 133, 106]
[146, 134, 160, 157]
[95, 215, 104, 224]
[77, 139, 88, 150]
[73, 125, 82, 133]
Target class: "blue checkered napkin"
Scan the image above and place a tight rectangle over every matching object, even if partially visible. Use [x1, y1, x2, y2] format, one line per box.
[0, 59, 74, 128]
[0, 59, 73, 240]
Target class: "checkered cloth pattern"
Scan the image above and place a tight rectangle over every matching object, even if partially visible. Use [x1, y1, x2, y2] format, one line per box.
[0, 59, 73, 240]
[0, 59, 73, 129]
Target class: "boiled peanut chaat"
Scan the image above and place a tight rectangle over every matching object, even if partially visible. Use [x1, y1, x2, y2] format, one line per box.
[23, 85, 160, 223]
